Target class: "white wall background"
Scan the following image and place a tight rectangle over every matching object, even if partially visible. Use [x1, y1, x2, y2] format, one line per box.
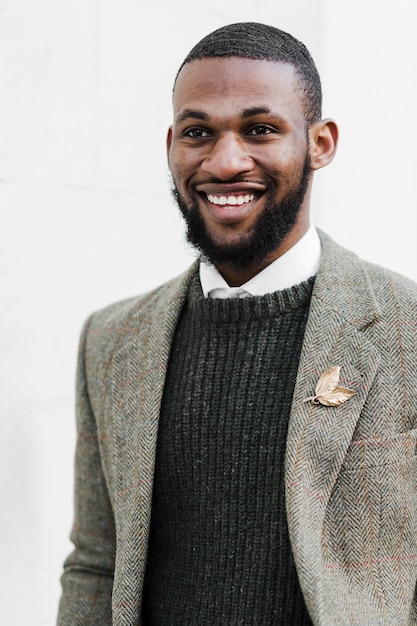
[1, 1, 416, 624]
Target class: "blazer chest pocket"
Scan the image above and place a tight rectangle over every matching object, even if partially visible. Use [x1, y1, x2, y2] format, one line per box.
[325, 428, 417, 599]
[341, 427, 417, 471]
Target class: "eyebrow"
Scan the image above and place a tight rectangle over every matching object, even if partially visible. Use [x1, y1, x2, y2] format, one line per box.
[241, 106, 272, 117]
[176, 109, 209, 124]
[241, 107, 288, 125]
[175, 106, 286, 124]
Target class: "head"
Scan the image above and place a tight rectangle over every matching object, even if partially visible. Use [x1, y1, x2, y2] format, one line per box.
[168, 23, 338, 285]
[176, 22, 322, 126]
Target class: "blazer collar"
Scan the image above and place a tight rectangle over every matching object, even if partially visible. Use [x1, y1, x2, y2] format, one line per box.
[314, 229, 382, 330]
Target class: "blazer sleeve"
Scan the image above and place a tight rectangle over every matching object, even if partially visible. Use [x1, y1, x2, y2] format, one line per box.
[57, 316, 116, 625]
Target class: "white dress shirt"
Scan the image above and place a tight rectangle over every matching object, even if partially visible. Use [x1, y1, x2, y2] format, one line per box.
[199, 225, 321, 299]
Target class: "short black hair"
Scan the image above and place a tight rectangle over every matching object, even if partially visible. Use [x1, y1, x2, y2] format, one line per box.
[176, 22, 322, 124]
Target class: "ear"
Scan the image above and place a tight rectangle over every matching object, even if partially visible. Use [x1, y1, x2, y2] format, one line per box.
[166, 126, 173, 162]
[308, 118, 338, 171]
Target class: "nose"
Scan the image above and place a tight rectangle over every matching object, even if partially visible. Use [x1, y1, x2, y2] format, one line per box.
[201, 133, 255, 180]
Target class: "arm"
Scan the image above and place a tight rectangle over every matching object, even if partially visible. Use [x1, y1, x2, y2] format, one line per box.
[57, 317, 116, 625]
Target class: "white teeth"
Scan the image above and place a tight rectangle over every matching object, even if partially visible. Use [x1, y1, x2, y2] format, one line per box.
[207, 193, 255, 206]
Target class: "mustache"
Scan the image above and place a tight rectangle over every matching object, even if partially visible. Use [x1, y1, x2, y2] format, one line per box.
[190, 176, 273, 190]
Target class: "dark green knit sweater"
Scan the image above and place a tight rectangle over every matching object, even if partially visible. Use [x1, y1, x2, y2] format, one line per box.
[142, 272, 315, 625]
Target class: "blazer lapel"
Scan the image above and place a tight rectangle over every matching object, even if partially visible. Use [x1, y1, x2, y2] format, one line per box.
[285, 232, 382, 623]
[110, 265, 197, 624]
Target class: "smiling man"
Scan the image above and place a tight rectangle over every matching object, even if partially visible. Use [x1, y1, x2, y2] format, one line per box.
[58, 23, 417, 626]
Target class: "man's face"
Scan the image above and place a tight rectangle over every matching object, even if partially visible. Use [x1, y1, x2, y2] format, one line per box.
[168, 57, 314, 280]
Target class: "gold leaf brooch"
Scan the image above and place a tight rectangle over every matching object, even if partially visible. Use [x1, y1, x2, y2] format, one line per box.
[303, 365, 355, 407]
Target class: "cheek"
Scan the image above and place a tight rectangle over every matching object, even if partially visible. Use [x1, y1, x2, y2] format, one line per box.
[253, 146, 295, 176]
[169, 150, 200, 188]
[275, 150, 309, 182]
[168, 153, 184, 182]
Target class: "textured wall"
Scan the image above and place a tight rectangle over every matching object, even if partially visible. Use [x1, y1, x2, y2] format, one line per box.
[1, 1, 416, 623]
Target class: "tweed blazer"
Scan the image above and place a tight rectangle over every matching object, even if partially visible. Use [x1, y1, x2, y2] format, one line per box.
[58, 231, 417, 626]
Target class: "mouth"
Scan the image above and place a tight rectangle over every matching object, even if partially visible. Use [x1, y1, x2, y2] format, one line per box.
[201, 191, 260, 225]
[194, 182, 266, 224]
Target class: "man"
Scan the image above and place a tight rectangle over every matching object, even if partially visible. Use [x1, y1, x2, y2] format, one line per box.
[58, 23, 417, 626]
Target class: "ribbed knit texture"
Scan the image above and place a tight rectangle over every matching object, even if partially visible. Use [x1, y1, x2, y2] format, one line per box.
[142, 272, 315, 625]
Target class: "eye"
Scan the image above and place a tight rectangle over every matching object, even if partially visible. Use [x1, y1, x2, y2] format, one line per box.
[247, 125, 275, 136]
[184, 127, 212, 138]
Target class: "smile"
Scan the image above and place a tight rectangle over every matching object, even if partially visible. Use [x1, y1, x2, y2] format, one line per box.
[206, 193, 256, 206]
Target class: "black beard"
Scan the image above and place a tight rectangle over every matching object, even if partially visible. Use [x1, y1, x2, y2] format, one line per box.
[171, 153, 311, 272]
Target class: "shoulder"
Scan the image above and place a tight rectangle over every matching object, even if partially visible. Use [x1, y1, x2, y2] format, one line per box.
[79, 263, 198, 359]
[318, 230, 417, 312]
[363, 259, 417, 306]
[91, 264, 197, 328]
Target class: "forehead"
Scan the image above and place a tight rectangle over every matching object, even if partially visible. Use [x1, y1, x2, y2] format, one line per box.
[173, 57, 304, 122]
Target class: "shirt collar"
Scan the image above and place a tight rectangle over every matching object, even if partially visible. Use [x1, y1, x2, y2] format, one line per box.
[199, 225, 321, 298]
